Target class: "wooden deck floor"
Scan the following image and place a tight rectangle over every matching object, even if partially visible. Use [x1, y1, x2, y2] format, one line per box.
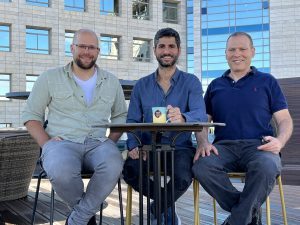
[0, 178, 299, 225]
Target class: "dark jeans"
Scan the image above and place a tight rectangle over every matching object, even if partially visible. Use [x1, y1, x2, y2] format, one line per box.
[192, 139, 281, 225]
[123, 148, 194, 213]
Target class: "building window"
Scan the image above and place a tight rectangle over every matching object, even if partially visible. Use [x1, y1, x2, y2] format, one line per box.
[26, 27, 50, 54]
[26, 74, 38, 91]
[0, 123, 12, 128]
[26, 0, 49, 7]
[101, 35, 119, 60]
[65, 31, 75, 56]
[0, 0, 11, 2]
[65, 0, 85, 12]
[163, 2, 178, 24]
[132, 0, 150, 20]
[100, 0, 119, 15]
[0, 25, 10, 52]
[0, 74, 10, 101]
[133, 39, 150, 62]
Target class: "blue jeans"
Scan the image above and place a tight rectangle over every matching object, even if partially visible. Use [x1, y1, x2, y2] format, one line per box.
[123, 148, 194, 215]
[192, 139, 281, 225]
[41, 138, 123, 225]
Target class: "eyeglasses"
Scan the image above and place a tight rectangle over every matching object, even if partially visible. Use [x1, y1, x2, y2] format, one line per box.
[74, 44, 99, 51]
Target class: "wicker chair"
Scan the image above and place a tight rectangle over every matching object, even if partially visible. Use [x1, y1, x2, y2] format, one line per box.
[0, 130, 39, 201]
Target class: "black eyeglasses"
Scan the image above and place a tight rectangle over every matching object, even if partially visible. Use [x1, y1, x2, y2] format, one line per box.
[74, 44, 99, 51]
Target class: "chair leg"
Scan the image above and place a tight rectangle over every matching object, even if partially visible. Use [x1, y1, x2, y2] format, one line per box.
[50, 188, 55, 225]
[193, 180, 200, 225]
[31, 170, 46, 225]
[118, 178, 124, 225]
[266, 196, 271, 225]
[213, 198, 218, 225]
[277, 176, 288, 225]
[99, 203, 103, 225]
[126, 185, 133, 225]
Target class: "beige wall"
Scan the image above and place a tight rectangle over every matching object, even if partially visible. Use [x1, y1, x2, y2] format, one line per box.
[0, 0, 186, 127]
[269, 0, 300, 78]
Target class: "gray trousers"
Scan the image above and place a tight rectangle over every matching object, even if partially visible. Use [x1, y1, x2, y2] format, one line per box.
[192, 139, 281, 225]
[41, 138, 124, 225]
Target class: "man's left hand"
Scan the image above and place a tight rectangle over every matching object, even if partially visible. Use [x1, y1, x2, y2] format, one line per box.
[257, 136, 283, 154]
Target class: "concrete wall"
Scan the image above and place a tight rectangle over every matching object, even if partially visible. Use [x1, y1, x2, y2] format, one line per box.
[269, 0, 300, 78]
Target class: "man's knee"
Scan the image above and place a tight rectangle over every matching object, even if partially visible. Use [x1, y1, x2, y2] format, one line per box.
[192, 157, 216, 182]
[250, 154, 281, 179]
[122, 159, 140, 188]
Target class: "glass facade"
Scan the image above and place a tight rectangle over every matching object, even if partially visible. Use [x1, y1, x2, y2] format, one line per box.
[26, 27, 50, 54]
[201, 0, 270, 91]
[26, 0, 49, 7]
[65, 31, 75, 56]
[0, 25, 10, 52]
[26, 74, 38, 91]
[163, 2, 178, 24]
[133, 38, 151, 62]
[100, 0, 119, 15]
[0, 74, 10, 101]
[187, 0, 194, 74]
[132, 0, 150, 20]
[65, 0, 85, 12]
[101, 35, 119, 60]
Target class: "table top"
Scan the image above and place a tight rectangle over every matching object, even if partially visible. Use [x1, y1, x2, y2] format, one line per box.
[92, 122, 225, 132]
[5, 91, 30, 100]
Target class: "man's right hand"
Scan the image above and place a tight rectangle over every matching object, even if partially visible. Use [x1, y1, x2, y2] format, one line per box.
[193, 143, 218, 163]
[128, 147, 147, 160]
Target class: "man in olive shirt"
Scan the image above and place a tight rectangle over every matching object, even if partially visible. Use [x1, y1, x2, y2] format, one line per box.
[22, 29, 127, 225]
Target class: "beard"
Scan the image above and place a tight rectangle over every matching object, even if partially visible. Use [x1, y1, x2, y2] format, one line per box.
[156, 54, 179, 68]
[74, 57, 97, 70]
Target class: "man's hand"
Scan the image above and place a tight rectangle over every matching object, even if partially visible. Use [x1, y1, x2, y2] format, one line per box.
[128, 147, 147, 160]
[167, 105, 185, 123]
[257, 136, 282, 154]
[193, 143, 218, 163]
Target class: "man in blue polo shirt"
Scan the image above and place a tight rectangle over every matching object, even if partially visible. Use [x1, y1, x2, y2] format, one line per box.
[122, 28, 207, 225]
[192, 32, 293, 225]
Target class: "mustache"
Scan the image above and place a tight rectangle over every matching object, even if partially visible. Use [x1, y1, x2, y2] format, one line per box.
[160, 54, 174, 58]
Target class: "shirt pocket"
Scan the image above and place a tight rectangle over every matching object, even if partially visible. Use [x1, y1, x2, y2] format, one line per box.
[52, 91, 75, 110]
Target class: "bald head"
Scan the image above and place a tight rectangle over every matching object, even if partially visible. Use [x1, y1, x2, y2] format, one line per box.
[72, 29, 99, 47]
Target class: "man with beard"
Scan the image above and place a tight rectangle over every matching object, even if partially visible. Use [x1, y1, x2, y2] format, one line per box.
[22, 29, 127, 225]
[122, 27, 207, 225]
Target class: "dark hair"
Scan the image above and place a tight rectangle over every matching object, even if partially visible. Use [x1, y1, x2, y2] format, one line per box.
[154, 28, 181, 48]
[226, 32, 254, 48]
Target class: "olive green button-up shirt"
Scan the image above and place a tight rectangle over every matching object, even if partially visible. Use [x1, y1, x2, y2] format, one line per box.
[22, 62, 127, 143]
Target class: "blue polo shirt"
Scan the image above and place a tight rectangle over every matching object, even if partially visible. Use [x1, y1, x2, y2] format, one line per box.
[127, 68, 207, 150]
[205, 66, 288, 142]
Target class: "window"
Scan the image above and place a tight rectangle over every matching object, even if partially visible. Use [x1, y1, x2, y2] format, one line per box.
[132, 0, 149, 20]
[133, 39, 150, 62]
[163, 2, 178, 24]
[0, 0, 11, 2]
[26, 27, 50, 54]
[26, 0, 49, 7]
[0, 123, 12, 128]
[65, 0, 85, 12]
[0, 25, 10, 52]
[65, 31, 75, 56]
[101, 35, 119, 60]
[100, 0, 119, 15]
[0, 74, 10, 101]
[26, 74, 38, 91]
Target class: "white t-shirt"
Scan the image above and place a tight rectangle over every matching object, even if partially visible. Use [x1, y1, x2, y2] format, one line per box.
[73, 69, 97, 106]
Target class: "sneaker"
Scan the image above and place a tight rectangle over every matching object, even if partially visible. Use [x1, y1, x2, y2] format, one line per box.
[249, 210, 262, 225]
[165, 206, 181, 225]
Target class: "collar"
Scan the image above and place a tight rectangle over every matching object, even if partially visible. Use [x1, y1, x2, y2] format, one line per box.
[222, 66, 257, 79]
[63, 62, 107, 85]
[154, 67, 180, 84]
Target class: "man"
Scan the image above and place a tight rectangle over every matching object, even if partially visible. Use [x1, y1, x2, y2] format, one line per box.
[122, 28, 207, 225]
[192, 32, 293, 225]
[22, 29, 127, 225]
